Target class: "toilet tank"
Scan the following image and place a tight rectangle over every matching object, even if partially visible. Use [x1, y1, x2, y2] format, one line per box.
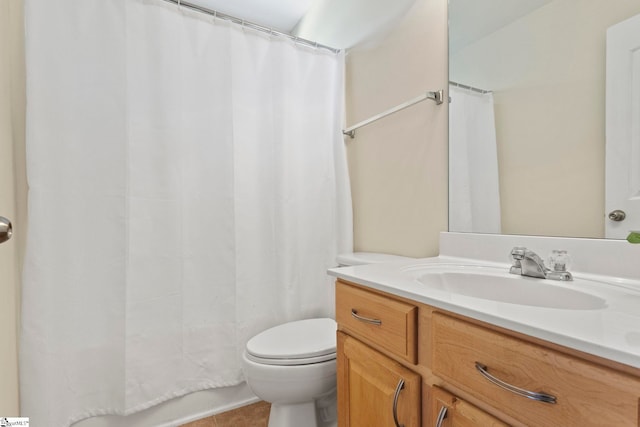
[336, 252, 415, 267]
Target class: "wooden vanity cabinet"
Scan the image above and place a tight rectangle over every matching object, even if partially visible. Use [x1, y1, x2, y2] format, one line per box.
[336, 282, 417, 363]
[428, 386, 508, 427]
[337, 332, 421, 427]
[335, 279, 640, 427]
[432, 312, 640, 427]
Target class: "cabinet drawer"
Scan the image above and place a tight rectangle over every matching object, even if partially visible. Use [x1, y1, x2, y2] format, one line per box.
[432, 313, 640, 427]
[336, 281, 417, 363]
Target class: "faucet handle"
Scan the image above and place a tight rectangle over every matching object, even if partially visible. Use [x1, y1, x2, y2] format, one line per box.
[509, 247, 526, 274]
[548, 250, 571, 272]
[546, 250, 573, 281]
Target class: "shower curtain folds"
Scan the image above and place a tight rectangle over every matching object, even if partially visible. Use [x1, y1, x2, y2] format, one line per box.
[448, 85, 501, 234]
[21, 1, 352, 426]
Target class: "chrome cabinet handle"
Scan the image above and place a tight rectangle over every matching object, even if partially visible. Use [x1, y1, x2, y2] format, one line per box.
[435, 405, 448, 427]
[350, 309, 382, 326]
[475, 362, 557, 404]
[392, 378, 405, 427]
[0, 216, 12, 244]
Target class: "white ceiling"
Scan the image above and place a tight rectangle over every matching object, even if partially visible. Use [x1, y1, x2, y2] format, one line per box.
[188, 0, 550, 51]
[294, 0, 417, 49]
[449, 0, 553, 53]
[189, 0, 314, 33]
[188, 0, 418, 49]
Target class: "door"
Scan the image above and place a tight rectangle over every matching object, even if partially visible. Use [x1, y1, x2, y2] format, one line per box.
[0, 0, 24, 415]
[428, 386, 508, 427]
[337, 332, 421, 427]
[606, 13, 640, 238]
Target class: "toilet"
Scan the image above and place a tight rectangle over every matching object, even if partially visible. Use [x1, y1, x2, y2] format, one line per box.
[241, 252, 414, 427]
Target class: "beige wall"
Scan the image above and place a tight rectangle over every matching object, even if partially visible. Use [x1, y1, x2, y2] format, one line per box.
[345, 0, 448, 258]
[451, 0, 640, 238]
[0, 0, 26, 415]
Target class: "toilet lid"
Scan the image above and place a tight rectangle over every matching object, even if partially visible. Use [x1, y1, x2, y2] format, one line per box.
[246, 318, 337, 364]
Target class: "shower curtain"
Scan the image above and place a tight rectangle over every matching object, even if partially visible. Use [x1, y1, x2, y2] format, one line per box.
[20, 1, 352, 426]
[448, 85, 501, 233]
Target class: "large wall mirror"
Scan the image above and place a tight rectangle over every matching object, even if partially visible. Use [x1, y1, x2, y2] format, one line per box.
[448, 0, 640, 239]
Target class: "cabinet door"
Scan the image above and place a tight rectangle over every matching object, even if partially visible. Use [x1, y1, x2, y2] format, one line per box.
[337, 332, 420, 427]
[428, 386, 508, 427]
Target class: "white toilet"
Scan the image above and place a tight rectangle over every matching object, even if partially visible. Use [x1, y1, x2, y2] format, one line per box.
[241, 252, 414, 427]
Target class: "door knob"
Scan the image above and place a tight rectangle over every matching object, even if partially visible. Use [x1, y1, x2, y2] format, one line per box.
[608, 210, 626, 222]
[0, 216, 12, 244]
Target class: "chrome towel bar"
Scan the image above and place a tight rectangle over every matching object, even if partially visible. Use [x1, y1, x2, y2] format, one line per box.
[342, 90, 444, 138]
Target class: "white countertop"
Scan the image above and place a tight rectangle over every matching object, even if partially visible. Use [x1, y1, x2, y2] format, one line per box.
[328, 255, 640, 370]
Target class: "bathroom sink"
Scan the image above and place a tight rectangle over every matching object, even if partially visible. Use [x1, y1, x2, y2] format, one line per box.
[406, 265, 606, 310]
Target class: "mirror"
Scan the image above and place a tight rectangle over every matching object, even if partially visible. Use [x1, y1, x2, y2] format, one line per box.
[448, 0, 640, 239]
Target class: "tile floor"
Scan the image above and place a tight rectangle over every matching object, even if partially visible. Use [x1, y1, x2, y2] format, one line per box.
[180, 401, 271, 427]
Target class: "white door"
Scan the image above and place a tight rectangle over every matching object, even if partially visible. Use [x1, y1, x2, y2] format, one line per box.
[606, 13, 640, 238]
[0, 0, 22, 414]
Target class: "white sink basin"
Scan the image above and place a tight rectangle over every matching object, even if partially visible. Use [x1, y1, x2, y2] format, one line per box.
[405, 265, 607, 310]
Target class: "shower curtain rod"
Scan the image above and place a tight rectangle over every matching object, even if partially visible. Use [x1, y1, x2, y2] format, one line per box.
[449, 80, 491, 94]
[159, 0, 341, 54]
[342, 90, 444, 138]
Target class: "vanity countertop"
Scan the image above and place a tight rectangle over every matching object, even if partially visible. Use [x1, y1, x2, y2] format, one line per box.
[328, 255, 640, 370]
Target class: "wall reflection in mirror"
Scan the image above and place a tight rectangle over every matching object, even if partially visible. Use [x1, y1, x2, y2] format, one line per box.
[448, 0, 640, 239]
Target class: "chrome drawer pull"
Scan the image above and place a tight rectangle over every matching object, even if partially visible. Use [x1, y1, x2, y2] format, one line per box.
[475, 362, 557, 404]
[435, 405, 448, 427]
[350, 309, 382, 326]
[392, 378, 405, 427]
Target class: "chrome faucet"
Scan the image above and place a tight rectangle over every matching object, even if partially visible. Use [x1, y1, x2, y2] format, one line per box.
[509, 247, 573, 281]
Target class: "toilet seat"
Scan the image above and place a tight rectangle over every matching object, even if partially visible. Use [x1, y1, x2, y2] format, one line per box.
[245, 318, 337, 366]
[245, 351, 336, 366]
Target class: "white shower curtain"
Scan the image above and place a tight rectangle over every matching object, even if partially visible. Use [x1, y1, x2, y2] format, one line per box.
[448, 85, 501, 233]
[21, 1, 352, 426]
